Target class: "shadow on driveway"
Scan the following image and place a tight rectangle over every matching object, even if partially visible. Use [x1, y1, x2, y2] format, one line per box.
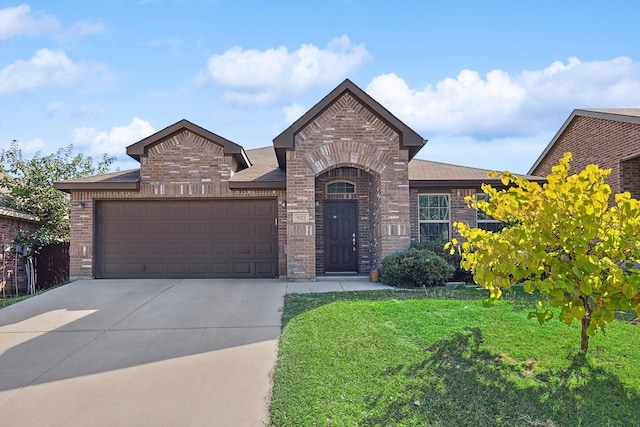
[0, 279, 286, 426]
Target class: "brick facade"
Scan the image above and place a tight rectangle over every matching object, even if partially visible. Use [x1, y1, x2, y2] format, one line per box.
[61, 80, 524, 282]
[285, 92, 411, 279]
[68, 130, 287, 280]
[531, 112, 640, 199]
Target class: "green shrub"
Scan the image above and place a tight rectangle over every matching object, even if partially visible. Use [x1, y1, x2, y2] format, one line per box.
[380, 248, 455, 288]
[411, 239, 474, 283]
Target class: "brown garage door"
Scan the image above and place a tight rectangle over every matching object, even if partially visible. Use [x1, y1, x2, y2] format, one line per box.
[95, 199, 278, 279]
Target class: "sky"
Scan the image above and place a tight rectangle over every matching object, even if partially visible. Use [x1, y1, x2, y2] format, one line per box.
[1, 0, 639, 175]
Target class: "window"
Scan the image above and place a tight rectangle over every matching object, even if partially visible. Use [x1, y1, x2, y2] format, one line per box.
[327, 182, 355, 194]
[476, 194, 504, 232]
[418, 194, 450, 241]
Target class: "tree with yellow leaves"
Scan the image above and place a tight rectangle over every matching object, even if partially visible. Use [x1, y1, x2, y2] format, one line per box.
[448, 152, 640, 352]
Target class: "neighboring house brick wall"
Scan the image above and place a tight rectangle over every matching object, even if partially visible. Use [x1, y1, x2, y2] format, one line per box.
[531, 115, 640, 197]
[68, 129, 287, 280]
[621, 156, 640, 199]
[0, 217, 39, 294]
[285, 92, 411, 279]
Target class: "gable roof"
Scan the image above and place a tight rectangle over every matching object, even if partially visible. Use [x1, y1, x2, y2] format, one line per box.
[529, 108, 640, 174]
[126, 119, 251, 169]
[273, 79, 426, 168]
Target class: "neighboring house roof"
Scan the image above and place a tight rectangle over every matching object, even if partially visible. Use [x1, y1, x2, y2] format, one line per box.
[528, 108, 640, 174]
[409, 158, 544, 187]
[126, 119, 251, 169]
[0, 202, 39, 222]
[273, 79, 427, 168]
[0, 173, 40, 222]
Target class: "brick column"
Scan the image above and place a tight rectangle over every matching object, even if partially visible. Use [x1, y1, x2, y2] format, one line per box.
[285, 150, 316, 280]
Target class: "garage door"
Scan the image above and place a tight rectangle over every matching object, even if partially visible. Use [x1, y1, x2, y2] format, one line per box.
[95, 199, 278, 279]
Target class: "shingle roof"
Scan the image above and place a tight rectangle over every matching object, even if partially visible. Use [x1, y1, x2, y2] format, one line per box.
[580, 108, 640, 119]
[409, 158, 544, 187]
[228, 147, 285, 189]
[54, 169, 140, 192]
[126, 119, 251, 168]
[0, 202, 39, 222]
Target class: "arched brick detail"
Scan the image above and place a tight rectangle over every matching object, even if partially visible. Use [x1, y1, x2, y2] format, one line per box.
[285, 90, 411, 279]
[303, 142, 391, 175]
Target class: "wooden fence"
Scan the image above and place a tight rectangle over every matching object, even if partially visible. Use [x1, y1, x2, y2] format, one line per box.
[35, 242, 70, 291]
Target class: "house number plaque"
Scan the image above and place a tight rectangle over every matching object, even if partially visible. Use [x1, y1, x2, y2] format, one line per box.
[292, 212, 310, 223]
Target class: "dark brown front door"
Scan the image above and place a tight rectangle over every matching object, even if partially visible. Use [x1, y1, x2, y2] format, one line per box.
[95, 199, 278, 279]
[323, 201, 358, 272]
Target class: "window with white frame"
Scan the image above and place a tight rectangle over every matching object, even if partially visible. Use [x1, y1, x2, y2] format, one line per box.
[476, 194, 504, 232]
[418, 194, 450, 241]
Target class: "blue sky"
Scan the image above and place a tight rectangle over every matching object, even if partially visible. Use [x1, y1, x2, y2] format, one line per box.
[1, 0, 639, 174]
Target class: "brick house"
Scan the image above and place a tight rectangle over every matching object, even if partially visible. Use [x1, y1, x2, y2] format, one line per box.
[529, 109, 640, 199]
[55, 79, 539, 281]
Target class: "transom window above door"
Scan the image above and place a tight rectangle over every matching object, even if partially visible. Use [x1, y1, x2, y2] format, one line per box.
[327, 182, 355, 194]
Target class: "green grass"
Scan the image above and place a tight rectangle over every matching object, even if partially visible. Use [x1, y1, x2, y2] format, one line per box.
[0, 283, 66, 309]
[270, 288, 640, 426]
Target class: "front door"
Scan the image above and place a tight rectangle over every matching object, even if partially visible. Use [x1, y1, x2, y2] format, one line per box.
[324, 201, 358, 272]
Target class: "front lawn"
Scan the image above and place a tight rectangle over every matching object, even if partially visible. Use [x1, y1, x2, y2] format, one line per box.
[270, 289, 640, 426]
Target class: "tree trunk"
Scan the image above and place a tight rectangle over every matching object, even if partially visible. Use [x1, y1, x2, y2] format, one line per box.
[580, 315, 590, 353]
[580, 296, 591, 353]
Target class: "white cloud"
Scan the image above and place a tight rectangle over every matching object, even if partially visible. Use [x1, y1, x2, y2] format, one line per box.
[366, 57, 640, 139]
[0, 49, 80, 94]
[0, 4, 59, 41]
[71, 118, 156, 156]
[21, 138, 46, 154]
[0, 48, 107, 94]
[44, 101, 64, 118]
[71, 104, 104, 119]
[283, 103, 307, 125]
[201, 35, 371, 104]
[418, 133, 552, 174]
[141, 36, 183, 49]
[59, 21, 108, 41]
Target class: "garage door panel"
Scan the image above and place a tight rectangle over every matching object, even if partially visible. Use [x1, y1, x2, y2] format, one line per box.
[232, 242, 251, 255]
[190, 242, 208, 255]
[255, 242, 276, 256]
[255, 261, 276, 275]
[232, 262, 252, 274]
[96, 199, 278, 279]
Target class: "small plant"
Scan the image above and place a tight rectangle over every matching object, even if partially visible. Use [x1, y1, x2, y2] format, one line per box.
[411, 239, 473, 283]
[381, 247, 454, 288]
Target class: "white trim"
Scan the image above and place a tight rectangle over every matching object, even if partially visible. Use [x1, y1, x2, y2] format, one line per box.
[417, 193, 451, 241]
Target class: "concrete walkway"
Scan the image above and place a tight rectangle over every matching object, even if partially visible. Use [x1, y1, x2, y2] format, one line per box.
[0, 278, 390, 426]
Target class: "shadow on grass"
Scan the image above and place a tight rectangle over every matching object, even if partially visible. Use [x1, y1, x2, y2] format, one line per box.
[364, 328, 639, 427]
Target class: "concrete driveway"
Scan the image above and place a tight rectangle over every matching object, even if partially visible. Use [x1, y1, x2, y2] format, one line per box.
[0, 279, 287, 427]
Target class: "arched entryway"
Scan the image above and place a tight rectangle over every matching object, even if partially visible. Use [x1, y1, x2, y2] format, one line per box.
[315, 166, 378, 275]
